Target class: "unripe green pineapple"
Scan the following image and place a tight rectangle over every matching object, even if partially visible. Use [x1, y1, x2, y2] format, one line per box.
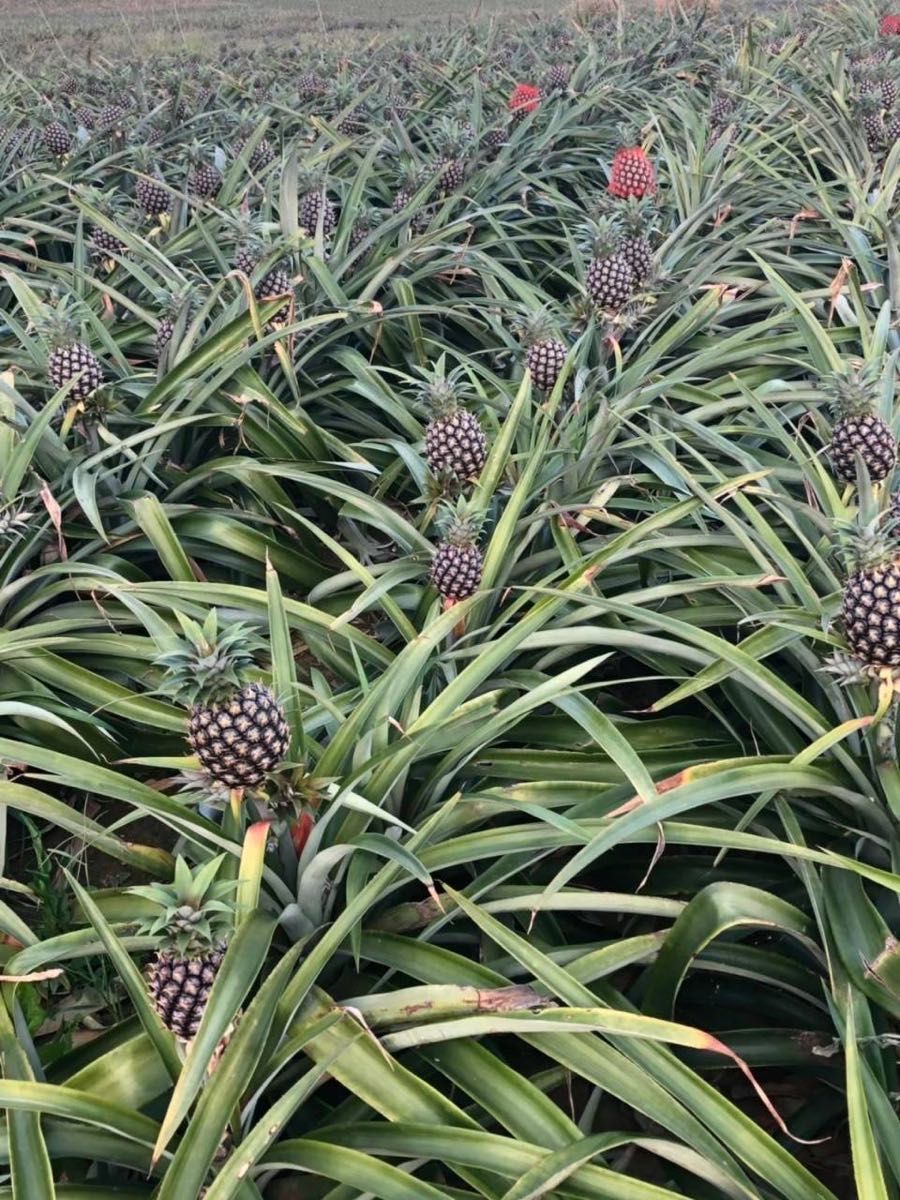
[156, 610, 290, 789]
[418, 359, 487, 483]
[431, 501, 484, 601]
[824, 364, 897, 484]
[41, 300, 104, 403]
[513, 309, 568, 392]
[131, 856, 233, 1041]
[582, 216, 633, 311]
[837, 494, 900, 668]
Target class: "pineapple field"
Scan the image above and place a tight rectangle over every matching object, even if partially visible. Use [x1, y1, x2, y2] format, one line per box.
[4, 0, 900, 1196]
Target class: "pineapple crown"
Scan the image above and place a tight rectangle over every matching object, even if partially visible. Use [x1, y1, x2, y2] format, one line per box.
[155, 609, 268, 707]
[822, 361, 881, 420]
[832, 470, 899, 574]
[37, 294, 89, 350]
[511, 306, 564, 349]
[153, 285, 195, 315]
[618, 195, 659, 238]
[436, 497, 483, 547]
[578, 214, 624, 261]
[297, 167, 327, 195]
[0, 498, 34, 546]
[415, 356, 472, 418]
[433, 114, 474, 157]
[131, 855, 234, 956]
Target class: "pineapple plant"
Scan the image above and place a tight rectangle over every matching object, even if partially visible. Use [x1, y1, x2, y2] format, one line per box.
[583, 217, 634, 311]
[131, 855, 232, 1041]
[825, 365, 897, 483]
[513, 309, 568, 392]
[42, 301, 104, 402]
[608, 140, 657, 199]
[420, 361, 487, 483]
[431, 501, 484, 601]
[156, 609, 291, 789]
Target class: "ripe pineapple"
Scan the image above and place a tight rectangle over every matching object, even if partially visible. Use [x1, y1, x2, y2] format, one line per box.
[42, 119, 71, 158]
[156, 609, 290, 789]
[42, 304, 104, 402]
[420, 362, 487, 483]
[608, 143, 657, 200]
[508, 83, 541, 122]
[583, 217, 634, 311]
[513, 310, 568, 392]
[131, 856, 232, 1041]
[825, 366, 897, 483]
[431, 503, 484, 601]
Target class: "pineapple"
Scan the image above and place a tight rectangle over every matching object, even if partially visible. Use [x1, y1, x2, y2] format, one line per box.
[608, 143, 657, 200]
[156, 610, 290, 789]
[508, 83, 541, 122]
[392, 162, 432, 233]
[298, 71, 325, 99]
[543, 64, 571, 92]
[188, 145, 223, 201]
[583, 217, 634, 311]
[42, 119, 71, 158]
[255, 263, 293, 325]
[131, 856, 232, 1041]
[134, 153, 171, 218]
[825, 366, 897, 483]
[861, 94, 885, 152]
[42, 303, 104, 402]
[431, 502, 484, 601]
[298, 173, 338, 236]
[420, 361, 487, 483]
[96, 102, 126, 135]
[513, 310, 568, 392]
[154, 288, 194, 360]
[619, 197, 657, 285]
[482, 125, 508, 154]
[839, 509, 900, 668]
[435, 117, 473, 195]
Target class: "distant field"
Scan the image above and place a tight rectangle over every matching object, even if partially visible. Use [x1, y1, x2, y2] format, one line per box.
[0, 0, 569, 59]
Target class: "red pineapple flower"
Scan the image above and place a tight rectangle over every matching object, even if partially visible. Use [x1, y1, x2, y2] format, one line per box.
[608, 146, 657, 199]
[508, 83, 541, 118]
[880, 14, 900, 34]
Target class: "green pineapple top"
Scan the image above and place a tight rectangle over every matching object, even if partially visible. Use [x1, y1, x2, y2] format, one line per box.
[822, 362, 879, 420]
[38, 294, 88, 350]
[131, 855, 233, 956]
[834, 472, 899, 573]
[436, 496, 483, 548]
[579, 214, 625, 261]
[511, 306, 564, 349]
[155, 609, 266, 706]
[416, 356, 472, 419]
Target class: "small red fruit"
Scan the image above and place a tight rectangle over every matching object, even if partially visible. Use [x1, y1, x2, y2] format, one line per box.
[508, 83, 541, 117]
[608, 146, 657, 199]
[290, 810, 315, 855]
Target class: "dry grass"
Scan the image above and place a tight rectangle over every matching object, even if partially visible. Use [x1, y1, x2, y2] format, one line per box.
[0, 0, 568, 60]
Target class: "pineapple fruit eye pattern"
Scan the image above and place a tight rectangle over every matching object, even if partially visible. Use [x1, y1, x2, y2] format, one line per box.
[3, 2, 900, 1199]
